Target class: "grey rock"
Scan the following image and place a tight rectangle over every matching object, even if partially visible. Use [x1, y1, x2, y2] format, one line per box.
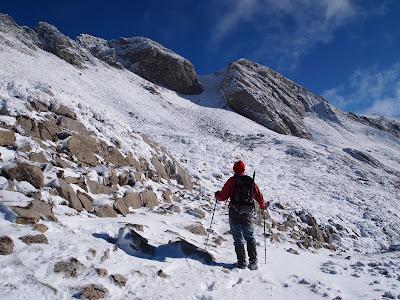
[64, 134, 98, 167]
[220, 59, 339, 139]
[94, 205, 118, 218]
[19, 234, 48, 244]
[185, 223, 207, 236]
[0, 236, 14, 255]
[0, 129, 15, 146]
[54, 258, 83, 277]
[81, 284, 108, 300]
[12, 200, 57, 223]
[57, 179, 83, 211]
[140, 190, 159, 208]
[35, 22, 90, 67]
[185, 208, 206, 219]
[3, 162, 44, 189]
[122, 192, 142, 209]
[114, 198, 129, 216]
[343, 148, 383, 168]
[110, 274, 127, 287]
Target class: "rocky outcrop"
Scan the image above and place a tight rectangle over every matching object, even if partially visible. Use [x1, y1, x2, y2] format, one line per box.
[78, 35, 203, 95]
[0, 236, 14, 255]
[3, 162, 44, 189]
[35, 22, 90, 67]
[220, 59, 339, 139]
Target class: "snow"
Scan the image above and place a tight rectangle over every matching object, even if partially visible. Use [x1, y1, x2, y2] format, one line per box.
[0, 31, 399, 299]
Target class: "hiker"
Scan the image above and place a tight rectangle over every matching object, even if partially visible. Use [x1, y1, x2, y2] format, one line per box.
[215, 160, 266, 270]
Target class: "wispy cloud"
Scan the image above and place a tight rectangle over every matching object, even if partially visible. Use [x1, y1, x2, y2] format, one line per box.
[209, 0, 388, 70]
[323, 62, 400, 118]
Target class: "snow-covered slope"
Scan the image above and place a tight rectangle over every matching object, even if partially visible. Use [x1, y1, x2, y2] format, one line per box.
[0, 14, 399, 300]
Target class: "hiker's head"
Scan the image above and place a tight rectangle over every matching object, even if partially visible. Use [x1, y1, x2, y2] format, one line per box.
[233, 160, 245, 174]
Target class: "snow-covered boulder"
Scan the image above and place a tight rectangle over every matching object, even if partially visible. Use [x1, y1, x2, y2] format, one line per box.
[220, 59, 339, 139]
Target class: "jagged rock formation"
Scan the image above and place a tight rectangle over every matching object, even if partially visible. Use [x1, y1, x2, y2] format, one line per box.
[220, 59, 339, 139]
[78, 35, 203, 95]
[0, 13, 202, 95]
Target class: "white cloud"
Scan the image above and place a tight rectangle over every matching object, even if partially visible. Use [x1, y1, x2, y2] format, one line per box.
[323, 62, 400, 118]
[209, 0, 388, 70]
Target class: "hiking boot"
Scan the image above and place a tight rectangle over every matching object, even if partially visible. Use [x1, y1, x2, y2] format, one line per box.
[236, 260, 247, 269]
[248, 261, 258, 270]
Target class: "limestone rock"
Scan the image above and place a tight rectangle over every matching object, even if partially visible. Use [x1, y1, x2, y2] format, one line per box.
[95, 205, 118, 218]
[114, 198, 129, 216]
[35, 22, 89, 67]
[0, 129, 15, 146]
[3, 162, 44, 189]
[122, 192, 142, 209]
[54, 257, 83, 277]
[0, 236, 14, 255]
[57, 116, 88, 135]
[32, 223, 48, 233]
[110, 274, 127, 287]
[185, 223, 207, 236]
[57, 179, 83, 211]
[81, 284, 108, 300]
[64, 134, 98, 167]
[12, 200, 57, 223]
[220, 59, 339, 139]
[140, 190, 159, 208]
[77, 190, 94, 212]
[19, 234, 48, 244]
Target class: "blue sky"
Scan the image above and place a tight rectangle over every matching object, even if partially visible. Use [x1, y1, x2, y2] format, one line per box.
[1, 0, 399, 117]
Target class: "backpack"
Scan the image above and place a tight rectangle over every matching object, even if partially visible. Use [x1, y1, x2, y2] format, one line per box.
[230, 175, 255, 213]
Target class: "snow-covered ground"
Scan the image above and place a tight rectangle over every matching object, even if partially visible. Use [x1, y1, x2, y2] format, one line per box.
[0, 32, 399, 299]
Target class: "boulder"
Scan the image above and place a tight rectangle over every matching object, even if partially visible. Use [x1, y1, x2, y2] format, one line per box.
[110, 274, 127, 287]
[64, 134, 98, 167]
[77, 190, 94, 212]
[122, 192, 142, 209]
[3, 162, 44, 189]
[220, 59, 339, 139]
[140, 190, 159, 208]
[12, 200, 57, 223]
[0, 236, 14, 255]
[94, 205, 118, 218]
[57, 117, 88, 135]
[185, 224, 207, 236]
[0, 129, 15, 146]
[19, 234, 48, 244]
[54, 258, 83, 277]
[57, 179, 83, 211]
[32, 223, 48, 233]
[29, 151, 49, 164]
[185, 208, 206, 219]
[80, 284, 108, 300]
[114, 198, 129, 216]
[35, 22, 89, 67]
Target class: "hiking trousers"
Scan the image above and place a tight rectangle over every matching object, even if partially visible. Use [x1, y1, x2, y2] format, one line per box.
[229, 207, 257, 264]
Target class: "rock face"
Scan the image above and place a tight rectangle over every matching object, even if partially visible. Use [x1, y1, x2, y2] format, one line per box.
[0, 236, 14, 255]
[3, 162, 44, 189]
[220, 59, 339, 139]
[78, 35, 203, 95]
[35, 22, 90, 67]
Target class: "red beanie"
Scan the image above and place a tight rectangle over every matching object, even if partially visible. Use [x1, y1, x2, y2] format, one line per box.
[233, 160, 245, 174]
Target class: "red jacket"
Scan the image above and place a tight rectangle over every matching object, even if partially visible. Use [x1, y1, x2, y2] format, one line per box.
[216, 174, 266, 209]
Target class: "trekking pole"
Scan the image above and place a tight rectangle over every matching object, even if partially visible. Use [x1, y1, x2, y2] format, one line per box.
[204, 198, 217, 251]
[263, 209, 267, 264]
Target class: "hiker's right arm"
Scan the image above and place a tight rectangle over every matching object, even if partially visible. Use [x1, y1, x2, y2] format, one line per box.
[215, 177, 234, 202]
